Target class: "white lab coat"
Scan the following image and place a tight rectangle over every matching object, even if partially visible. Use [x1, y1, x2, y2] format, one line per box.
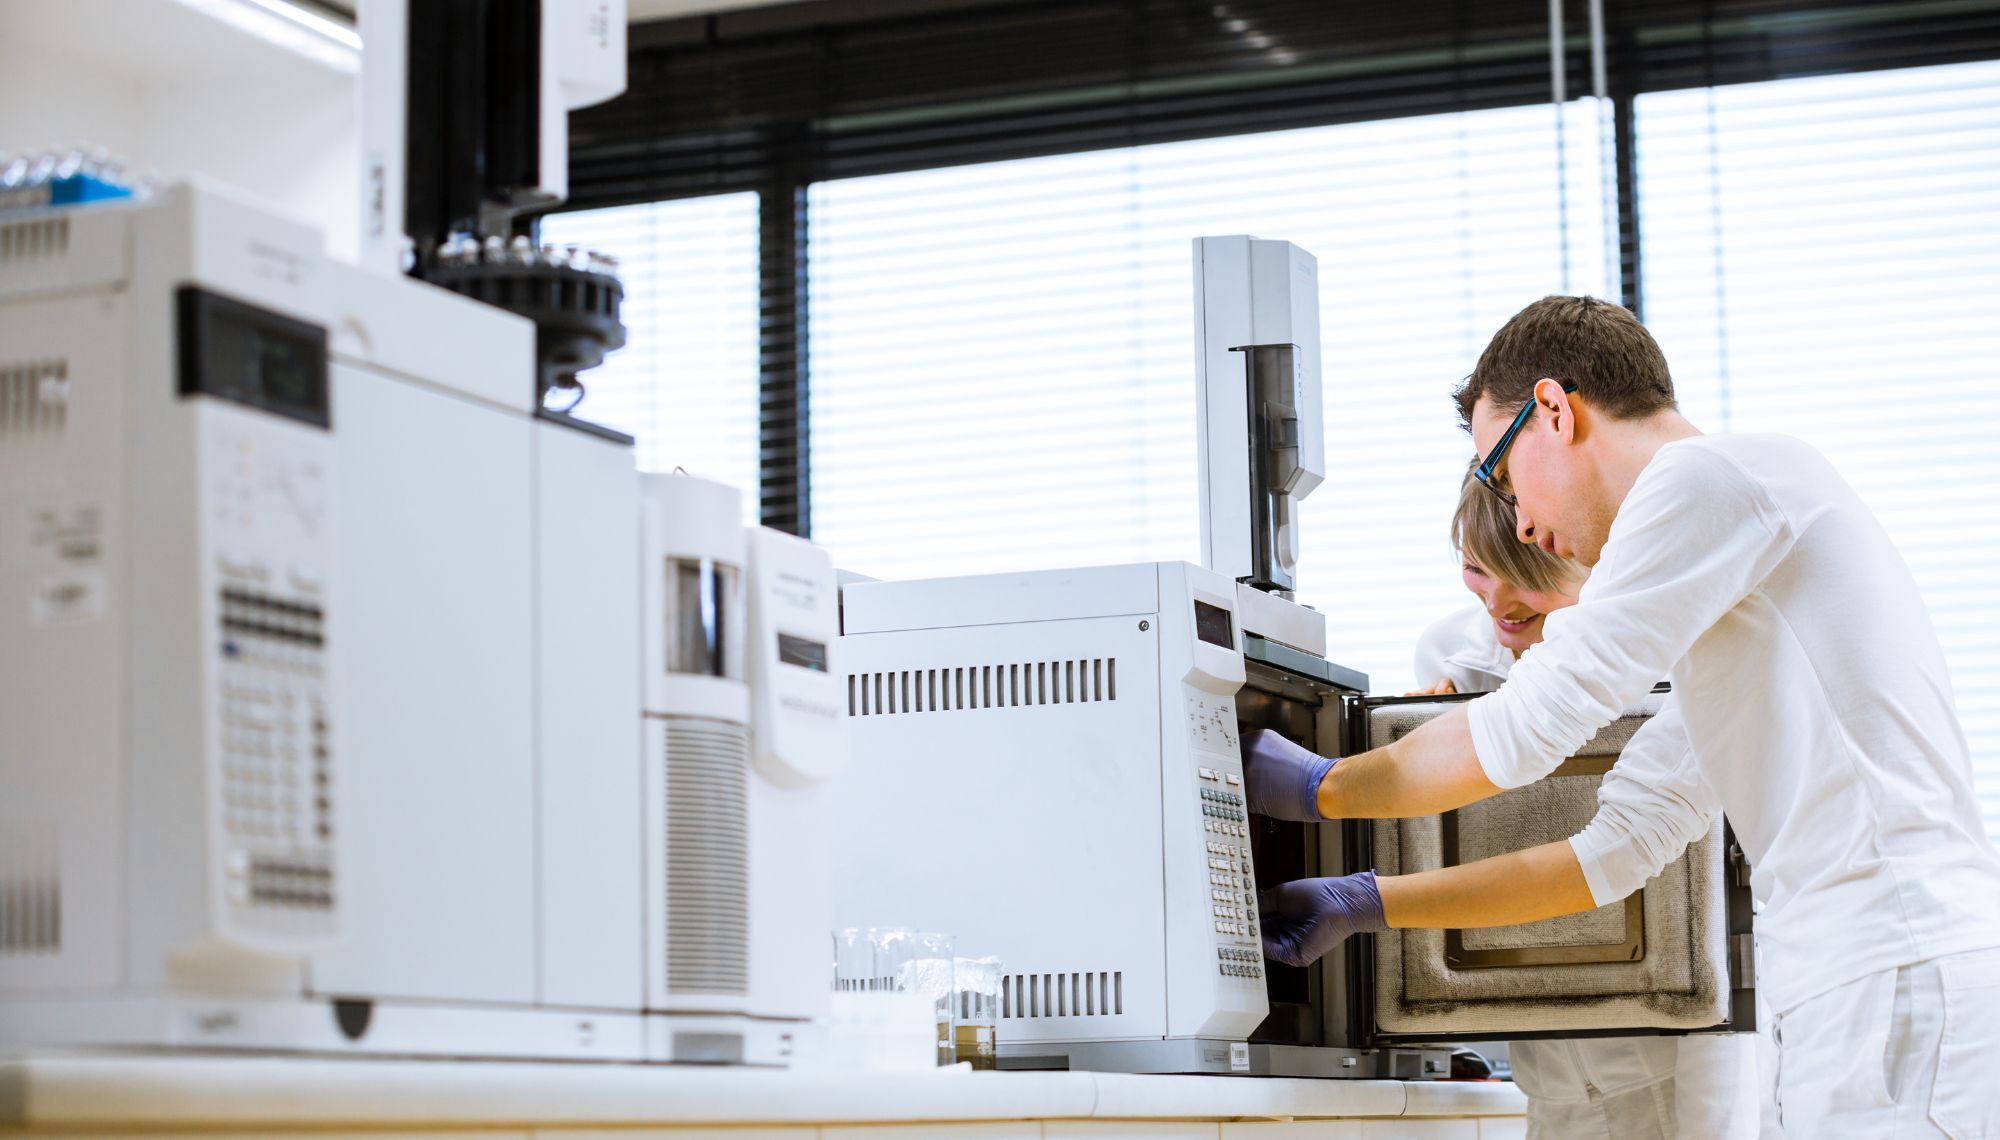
[1463, 434, 2000, 1136]
[1415, 605, 1765, 1140]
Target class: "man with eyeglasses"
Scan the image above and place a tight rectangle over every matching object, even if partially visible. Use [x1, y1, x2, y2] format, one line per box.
[1245, 296, 2000, 1137]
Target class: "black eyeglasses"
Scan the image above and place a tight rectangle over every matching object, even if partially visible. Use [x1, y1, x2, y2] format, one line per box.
[1474, 380, 1578, 507]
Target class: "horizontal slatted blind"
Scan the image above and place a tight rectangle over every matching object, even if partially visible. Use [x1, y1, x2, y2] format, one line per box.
[1637, 59, 2000, 839]
[539, 194, 762, 503]
[809, 100, 1611, 692]
[560, 0, 2000, 794]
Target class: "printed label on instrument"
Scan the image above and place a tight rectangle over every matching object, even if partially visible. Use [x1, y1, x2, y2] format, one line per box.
[13, 501, 109, 625]
[30, 568, 107, 625]
[4, 500, 104, 573]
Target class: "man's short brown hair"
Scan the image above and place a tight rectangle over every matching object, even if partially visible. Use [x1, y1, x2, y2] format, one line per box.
[1455, 296, 1677, 429]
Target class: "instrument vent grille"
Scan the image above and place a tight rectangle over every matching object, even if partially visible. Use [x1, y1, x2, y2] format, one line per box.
[847, 657, 1117, 716]
[0, 824, 61, 956]
[0, 359, 69, 438]
[663, 718, 750, 995]
[0, 217, 69, 263]
[1000, 970, 1123, 1018]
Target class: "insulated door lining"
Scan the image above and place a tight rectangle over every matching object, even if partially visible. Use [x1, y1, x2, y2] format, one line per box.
[1365, 696, 1732, 1036]
[1439, 754, 1645, 968]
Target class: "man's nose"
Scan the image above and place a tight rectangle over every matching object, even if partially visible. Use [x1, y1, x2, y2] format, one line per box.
[1515, 508, 1537, 544]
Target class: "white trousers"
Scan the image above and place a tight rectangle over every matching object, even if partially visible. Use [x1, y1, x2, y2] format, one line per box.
[1512, 1030, 1764, 1139]
[1772, 946, 2000, 1138]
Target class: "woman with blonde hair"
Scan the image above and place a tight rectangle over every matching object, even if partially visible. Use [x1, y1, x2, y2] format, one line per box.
[1407, 462, 1767, 1139]
[1413, 463, 1585, 697]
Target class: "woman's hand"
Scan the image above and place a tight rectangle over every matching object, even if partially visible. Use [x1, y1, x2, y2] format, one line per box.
[1402, 677, 1458, 697]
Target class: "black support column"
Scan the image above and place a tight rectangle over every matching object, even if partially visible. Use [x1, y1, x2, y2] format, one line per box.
[1610, 17, 1645, 322]
[757, 145, 812, 537]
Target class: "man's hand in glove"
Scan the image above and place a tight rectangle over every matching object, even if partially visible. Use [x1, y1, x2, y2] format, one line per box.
[1240, 728, 1339, 822]
[1259, 872, 1388, 968]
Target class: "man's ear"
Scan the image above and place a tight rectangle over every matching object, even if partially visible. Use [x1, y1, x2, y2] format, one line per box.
[1534, 377, 1578, 445]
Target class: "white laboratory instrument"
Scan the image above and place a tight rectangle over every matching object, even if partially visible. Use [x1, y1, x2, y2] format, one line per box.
[2, 0, 846, 1061]
[739, 517, 848, 1054]
[0, 180, 845, 1065]
[280, 0, 643, 1060]
[833, 561, 1275, 1073]
[0, 198, 341, 996]
[640, 474, 845, 1065]
[358, 0, 626, 278]
[361, 0, 631, 411]
[0, 179, 565, 1051]
[1191, 235, 1334, 666]
[304, 183, 646, 1058]
[825, 236, 1754, 1076]
[1195, 235, 1323, 597]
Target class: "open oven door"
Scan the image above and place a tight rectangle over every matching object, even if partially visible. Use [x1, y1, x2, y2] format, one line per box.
[1235, 638, 1370, 1069]
[1334, 691, 1758, 1053]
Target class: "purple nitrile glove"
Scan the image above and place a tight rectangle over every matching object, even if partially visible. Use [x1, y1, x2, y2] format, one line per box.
[1259, 872, 1388, 968]
[1240, 728, 1339, 822]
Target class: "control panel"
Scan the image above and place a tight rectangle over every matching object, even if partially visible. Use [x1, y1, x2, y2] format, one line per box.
[216, 585, 333, 910]
[199, 402, 337, 940]
[1186, 690, 1261, 980]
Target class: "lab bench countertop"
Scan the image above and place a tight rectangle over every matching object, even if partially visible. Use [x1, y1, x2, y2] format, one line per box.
[0, 1054, 1527, 1138]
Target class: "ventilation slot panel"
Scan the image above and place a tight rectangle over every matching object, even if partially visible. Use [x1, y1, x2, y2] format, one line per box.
[0, 217, 70, 264]
[0, 825, 60, 956]
[999, 970, 1123, 1018]
[847, 657, 1119, 716]
[0, 359, 69, 438]
[663, 718, 750, 995]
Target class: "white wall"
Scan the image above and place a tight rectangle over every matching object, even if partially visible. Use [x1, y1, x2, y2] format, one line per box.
[0, 0, 359, 260]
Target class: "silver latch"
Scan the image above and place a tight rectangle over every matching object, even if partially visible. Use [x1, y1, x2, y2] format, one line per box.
[1728, 933, 1757, 987]
[1728, 842, 1754, 888]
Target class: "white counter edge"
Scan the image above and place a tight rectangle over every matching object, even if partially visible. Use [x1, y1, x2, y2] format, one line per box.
[0, 1055, 1525, 1128]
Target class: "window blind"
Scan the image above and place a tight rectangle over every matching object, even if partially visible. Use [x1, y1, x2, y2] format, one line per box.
[568, 0, 2000, 549]
[538, 193, 762, 504]
[809, 100, 1611, 693]
[1637, 59, 2000, 838]
[558, 1, 2000, 840]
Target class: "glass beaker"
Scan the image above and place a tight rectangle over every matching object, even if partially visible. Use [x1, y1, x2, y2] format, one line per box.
[875, 928, 955, 1066]
[831, 926, 880, 992]
[952, 955, 1003, 1069]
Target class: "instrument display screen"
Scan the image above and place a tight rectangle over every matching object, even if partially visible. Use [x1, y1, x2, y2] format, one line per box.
[178, 287, 330, 429]
[778, 632, 829, 672]
[1194, 600, 1234, 649]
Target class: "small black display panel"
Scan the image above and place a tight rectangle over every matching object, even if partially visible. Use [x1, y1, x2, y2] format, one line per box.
[178, 287, 330, 429]
[778, 632, 829, 672]
[1194, 600, 1234, 649]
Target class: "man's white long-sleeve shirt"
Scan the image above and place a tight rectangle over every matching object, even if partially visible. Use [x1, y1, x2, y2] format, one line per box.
[1467, 433, 2000, 1013]
[1414, 605, 1721, 914]
[1414, 607, 1759, 1140]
